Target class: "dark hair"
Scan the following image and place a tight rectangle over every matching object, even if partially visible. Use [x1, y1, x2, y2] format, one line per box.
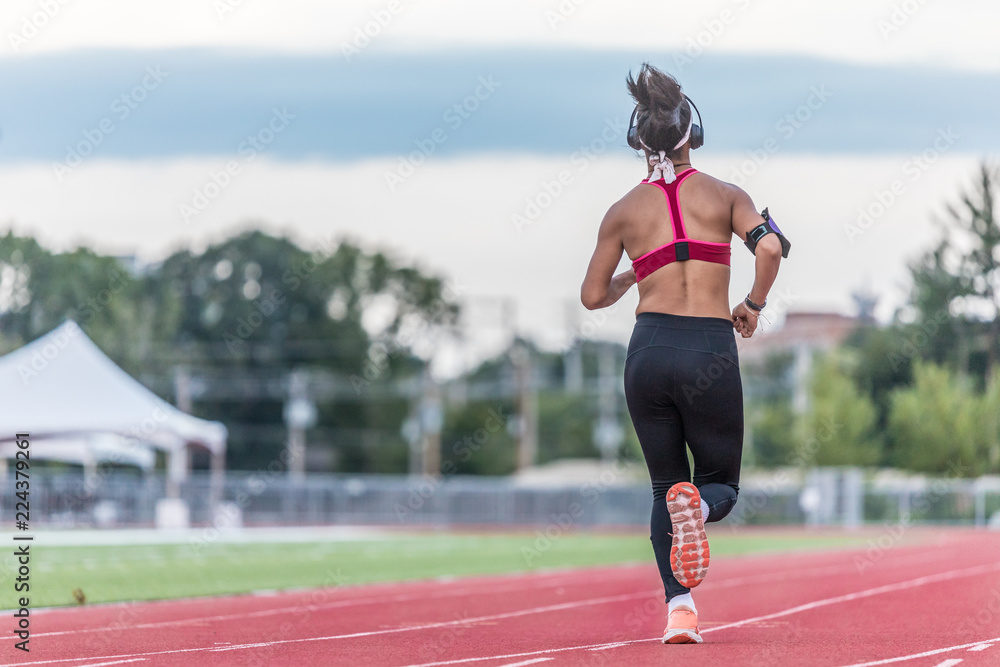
[626, 63, 691, 154]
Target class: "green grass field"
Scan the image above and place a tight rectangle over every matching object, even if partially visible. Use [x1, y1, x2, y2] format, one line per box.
[9, 530, 873, 608]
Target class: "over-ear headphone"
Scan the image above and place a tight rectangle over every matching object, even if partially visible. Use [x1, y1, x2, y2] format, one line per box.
[627, 94, 704, 151]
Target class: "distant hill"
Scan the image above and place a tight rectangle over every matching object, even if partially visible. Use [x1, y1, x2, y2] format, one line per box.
[1, 47, 997, 162]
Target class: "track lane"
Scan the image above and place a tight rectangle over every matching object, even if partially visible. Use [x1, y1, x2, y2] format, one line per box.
[5, 530, 998, 666]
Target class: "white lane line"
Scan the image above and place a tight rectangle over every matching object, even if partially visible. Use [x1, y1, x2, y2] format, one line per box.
[967, 643, 994, 651]
[495, 659, 553, 667]
[394, 563, 1000, 667]
[210, 642, 271, 652]
[32, 541, 950, 641]
[399, 640, 662, 667]
[30, 561, 859, 640]
[0, 590, 657, 666]
[933, 660, 963, 667]
[838, 637, 1000, 666]
[587, 642, 631, 651]
[702, 562, 1000, 636]
[30, 574, 599, 638]
[7, 562, 1000, 667]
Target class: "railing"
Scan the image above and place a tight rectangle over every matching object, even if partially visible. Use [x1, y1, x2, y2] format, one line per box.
[2, 469, 998, 529]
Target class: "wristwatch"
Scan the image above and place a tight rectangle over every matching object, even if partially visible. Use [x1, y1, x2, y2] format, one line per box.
[744, 294, 766, 312]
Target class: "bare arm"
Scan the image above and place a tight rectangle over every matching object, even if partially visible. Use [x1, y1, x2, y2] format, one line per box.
[581, 202, 636, 310]
[730, 188, 783, 337]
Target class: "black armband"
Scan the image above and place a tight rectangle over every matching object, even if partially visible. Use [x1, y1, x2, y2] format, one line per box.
[744, 207, 791, 258]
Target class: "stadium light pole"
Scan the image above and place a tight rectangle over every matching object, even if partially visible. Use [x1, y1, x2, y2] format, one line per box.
[419, 367, 443, 477]
[284, 370, 317, 481]
[512, 341, 538, 471]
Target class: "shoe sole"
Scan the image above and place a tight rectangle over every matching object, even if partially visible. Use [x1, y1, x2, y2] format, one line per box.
[662, 629, 703, 644]
[666, 482, 709, 588]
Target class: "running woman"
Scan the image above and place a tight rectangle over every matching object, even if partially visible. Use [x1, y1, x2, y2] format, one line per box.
[580, 63, 788, 644]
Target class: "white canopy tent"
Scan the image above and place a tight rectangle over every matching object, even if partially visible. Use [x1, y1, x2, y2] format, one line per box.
[0, 320, 227, 494]
[0, 433, 156, 471]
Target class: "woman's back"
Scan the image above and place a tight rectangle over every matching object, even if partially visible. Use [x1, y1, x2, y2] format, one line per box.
[617, 169, 738, 321]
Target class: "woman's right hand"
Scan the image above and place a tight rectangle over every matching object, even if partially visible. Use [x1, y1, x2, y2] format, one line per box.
[731, 302, 758, 338]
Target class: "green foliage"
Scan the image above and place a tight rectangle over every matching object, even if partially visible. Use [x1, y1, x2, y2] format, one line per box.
[800, 353, 880, 467]
[440, 401, 517, 475]
[0, 233, 150, 372]
[983, 373, 1000, 471]
[907, 162, 1000, 379]
[750, 401, 798, 466]
[536, 392, 601, 464]
[887, 362, 998, 475]
[0, 230, 457, 473]
[743, 350, 796, 466]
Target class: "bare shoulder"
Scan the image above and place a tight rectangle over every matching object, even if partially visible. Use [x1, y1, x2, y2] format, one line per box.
[690, 170, 747, 206]
[609, 182, 663, 222]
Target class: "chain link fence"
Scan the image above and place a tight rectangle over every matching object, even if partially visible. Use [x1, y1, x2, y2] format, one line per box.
[3, 468, 999, 530]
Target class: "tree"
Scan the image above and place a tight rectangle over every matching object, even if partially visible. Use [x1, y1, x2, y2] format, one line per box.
[0, 229, 461, 473]
[907, 162, 1000, 381]
[799, 353, 880, 467]
[142, 231, 459, 472]
[742, 350, 798, 467]
[980, 370, 1000, 473]
[887, 362, 995, 475]
[0, 233, 153, 373]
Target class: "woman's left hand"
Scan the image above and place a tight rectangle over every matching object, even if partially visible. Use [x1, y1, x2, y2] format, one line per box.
[731, 301, 758, 338]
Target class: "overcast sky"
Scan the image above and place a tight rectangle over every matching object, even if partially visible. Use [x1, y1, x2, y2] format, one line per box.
[2, 0, 999, 71]
[2, 0, 997, 375]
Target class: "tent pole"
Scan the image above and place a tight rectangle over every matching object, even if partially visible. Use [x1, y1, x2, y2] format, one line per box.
[166, 447, 188, 499]
[210, 448, 225, 507]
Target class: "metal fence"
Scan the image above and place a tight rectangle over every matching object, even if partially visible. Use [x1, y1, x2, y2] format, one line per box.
[3, 468, 1000, 530]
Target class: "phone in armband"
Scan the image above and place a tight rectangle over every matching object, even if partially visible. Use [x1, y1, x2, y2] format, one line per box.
[744, 208, 791, 258]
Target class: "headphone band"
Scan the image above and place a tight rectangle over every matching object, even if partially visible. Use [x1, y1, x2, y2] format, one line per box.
[684, 95, 703, 135]
[628, 93, 704, 151]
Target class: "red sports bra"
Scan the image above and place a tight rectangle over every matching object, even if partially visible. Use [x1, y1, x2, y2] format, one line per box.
[631, 168, 731, 282]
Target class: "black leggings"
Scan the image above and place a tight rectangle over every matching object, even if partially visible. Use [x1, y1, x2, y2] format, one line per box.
[623, 312, 744, 602]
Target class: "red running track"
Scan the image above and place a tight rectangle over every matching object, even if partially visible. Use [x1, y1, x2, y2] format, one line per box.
[5, 530, 1000, 666]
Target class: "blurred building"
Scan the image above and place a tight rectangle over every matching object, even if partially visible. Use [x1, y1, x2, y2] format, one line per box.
[737, 311, 861, 413]
[737, 311, 861, 363]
